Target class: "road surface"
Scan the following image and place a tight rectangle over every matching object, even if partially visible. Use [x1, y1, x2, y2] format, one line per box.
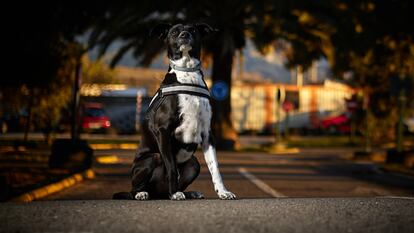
[3, 147, 414, 233]
[2, 198, 414, 233]
[43, 148, 414, 200]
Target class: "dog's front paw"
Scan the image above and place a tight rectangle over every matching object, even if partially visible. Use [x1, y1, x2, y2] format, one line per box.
[170, 192, 186, 201]
[134, 191, 149, 200]
[217, 190, 236, 200]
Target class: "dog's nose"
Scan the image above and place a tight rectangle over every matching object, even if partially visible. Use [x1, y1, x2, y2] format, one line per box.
[178, 31, 191, 39]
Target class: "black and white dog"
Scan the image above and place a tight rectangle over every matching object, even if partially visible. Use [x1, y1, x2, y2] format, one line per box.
[113, 23, 236, 200]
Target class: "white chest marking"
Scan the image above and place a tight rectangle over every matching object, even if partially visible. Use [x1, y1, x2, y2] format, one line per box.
[170, 57, 211, 144]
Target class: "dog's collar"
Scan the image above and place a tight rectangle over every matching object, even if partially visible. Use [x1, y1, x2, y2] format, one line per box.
[169, 62, 201, 72]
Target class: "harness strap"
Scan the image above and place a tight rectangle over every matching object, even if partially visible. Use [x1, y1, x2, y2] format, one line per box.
[148, 84, 210, 108]
[161, 85, 210, 98]
[148, 92, 160, 107]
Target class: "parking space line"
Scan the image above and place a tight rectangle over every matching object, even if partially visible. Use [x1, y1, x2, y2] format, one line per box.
[238, 167, 285, 197]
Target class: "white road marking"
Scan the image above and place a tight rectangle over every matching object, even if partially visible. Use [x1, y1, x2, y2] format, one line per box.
[238, 167, 285, 197]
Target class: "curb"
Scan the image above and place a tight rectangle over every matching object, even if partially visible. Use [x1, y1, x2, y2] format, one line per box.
[268, 147, 300, 154]
[96, 155, 119, 164]
[380, 164, 414, 177]
[10, 169, 95, 203]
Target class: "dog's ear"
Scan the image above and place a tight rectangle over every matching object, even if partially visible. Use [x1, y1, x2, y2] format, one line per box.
[195, 23, 218, 38]
[150, 23, 172, 40]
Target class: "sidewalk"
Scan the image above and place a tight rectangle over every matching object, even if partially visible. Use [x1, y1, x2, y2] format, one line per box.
[1, 198, 413, 233]
[0, 140, 93, 201]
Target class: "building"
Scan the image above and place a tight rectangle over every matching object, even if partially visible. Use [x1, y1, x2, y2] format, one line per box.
[232, 80, 357, 134]
[81, 66, 356, 134]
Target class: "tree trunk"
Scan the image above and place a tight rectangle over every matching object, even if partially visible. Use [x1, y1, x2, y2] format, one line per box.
[211, 47, 239, 150]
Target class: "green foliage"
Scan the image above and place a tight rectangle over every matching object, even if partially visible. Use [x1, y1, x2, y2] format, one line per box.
[326, 1, 414, 140]
[82, 56, 118, 84]
[1, 43, 79, 142]
[87, 0, 414, 144]
[3, 2, 110, 142]
[32, 43, 80, 139]
[4, 0, 412, 143]
[252, 0, 414, 140]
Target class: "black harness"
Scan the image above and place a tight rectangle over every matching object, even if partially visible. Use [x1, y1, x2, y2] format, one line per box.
[146, 61, 211, 119]
[146, 83, 211, 116]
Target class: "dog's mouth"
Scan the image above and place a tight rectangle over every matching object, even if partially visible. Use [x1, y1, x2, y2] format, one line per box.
[177, 37, 192, 46]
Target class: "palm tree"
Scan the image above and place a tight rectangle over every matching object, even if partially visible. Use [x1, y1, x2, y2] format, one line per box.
[89, 0, 296, 149]
[89, 0, 414, 150]
[185, 0, 250, 149]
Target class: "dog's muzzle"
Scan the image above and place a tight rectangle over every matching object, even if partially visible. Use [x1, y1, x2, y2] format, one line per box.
[177, 31, 192, 46]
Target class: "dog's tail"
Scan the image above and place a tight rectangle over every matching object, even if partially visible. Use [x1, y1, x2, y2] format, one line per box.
[112, 192, 134, 200]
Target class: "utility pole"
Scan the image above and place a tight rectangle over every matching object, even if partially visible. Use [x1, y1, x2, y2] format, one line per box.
[285, 109, 290, 141]
[270, 87, 299, 154]
[276, 88, 284, 144]
[71, 56, 82, 143]
[270, 87, 286, 152]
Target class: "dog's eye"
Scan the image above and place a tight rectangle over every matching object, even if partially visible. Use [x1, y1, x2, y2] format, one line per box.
[189, 28, 196, 34]
[171, 30, 178, 36]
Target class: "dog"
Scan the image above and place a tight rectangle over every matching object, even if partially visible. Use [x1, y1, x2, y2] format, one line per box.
[113, 23, 236, 200]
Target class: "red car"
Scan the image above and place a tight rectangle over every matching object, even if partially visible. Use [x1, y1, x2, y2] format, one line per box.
[320, 112, 351, 134]
[81, 103, 111, 133]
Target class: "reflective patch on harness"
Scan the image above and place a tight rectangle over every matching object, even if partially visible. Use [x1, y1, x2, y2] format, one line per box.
[162, 86, 210, 98]
[148, 85, 210, 108]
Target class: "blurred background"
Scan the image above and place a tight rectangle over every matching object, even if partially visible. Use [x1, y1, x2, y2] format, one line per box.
[1, 0, 413, 201]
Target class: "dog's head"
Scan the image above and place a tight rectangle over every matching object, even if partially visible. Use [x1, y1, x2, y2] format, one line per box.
[151, 23, 216, 60]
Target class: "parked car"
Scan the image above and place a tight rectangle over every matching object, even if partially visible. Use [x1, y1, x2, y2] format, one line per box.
[81, 103, 111, 133]
[320, 112, 351, 134]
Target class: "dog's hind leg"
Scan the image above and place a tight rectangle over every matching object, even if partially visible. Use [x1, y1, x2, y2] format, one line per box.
[130, 153, 158, 200]
[178, 156, 204, 199]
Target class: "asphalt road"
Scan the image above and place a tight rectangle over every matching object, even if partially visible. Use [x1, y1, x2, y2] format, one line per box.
[1, 198, 414, 233]
[43, 148, 414, 200]
[3, 147, 414, 233]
